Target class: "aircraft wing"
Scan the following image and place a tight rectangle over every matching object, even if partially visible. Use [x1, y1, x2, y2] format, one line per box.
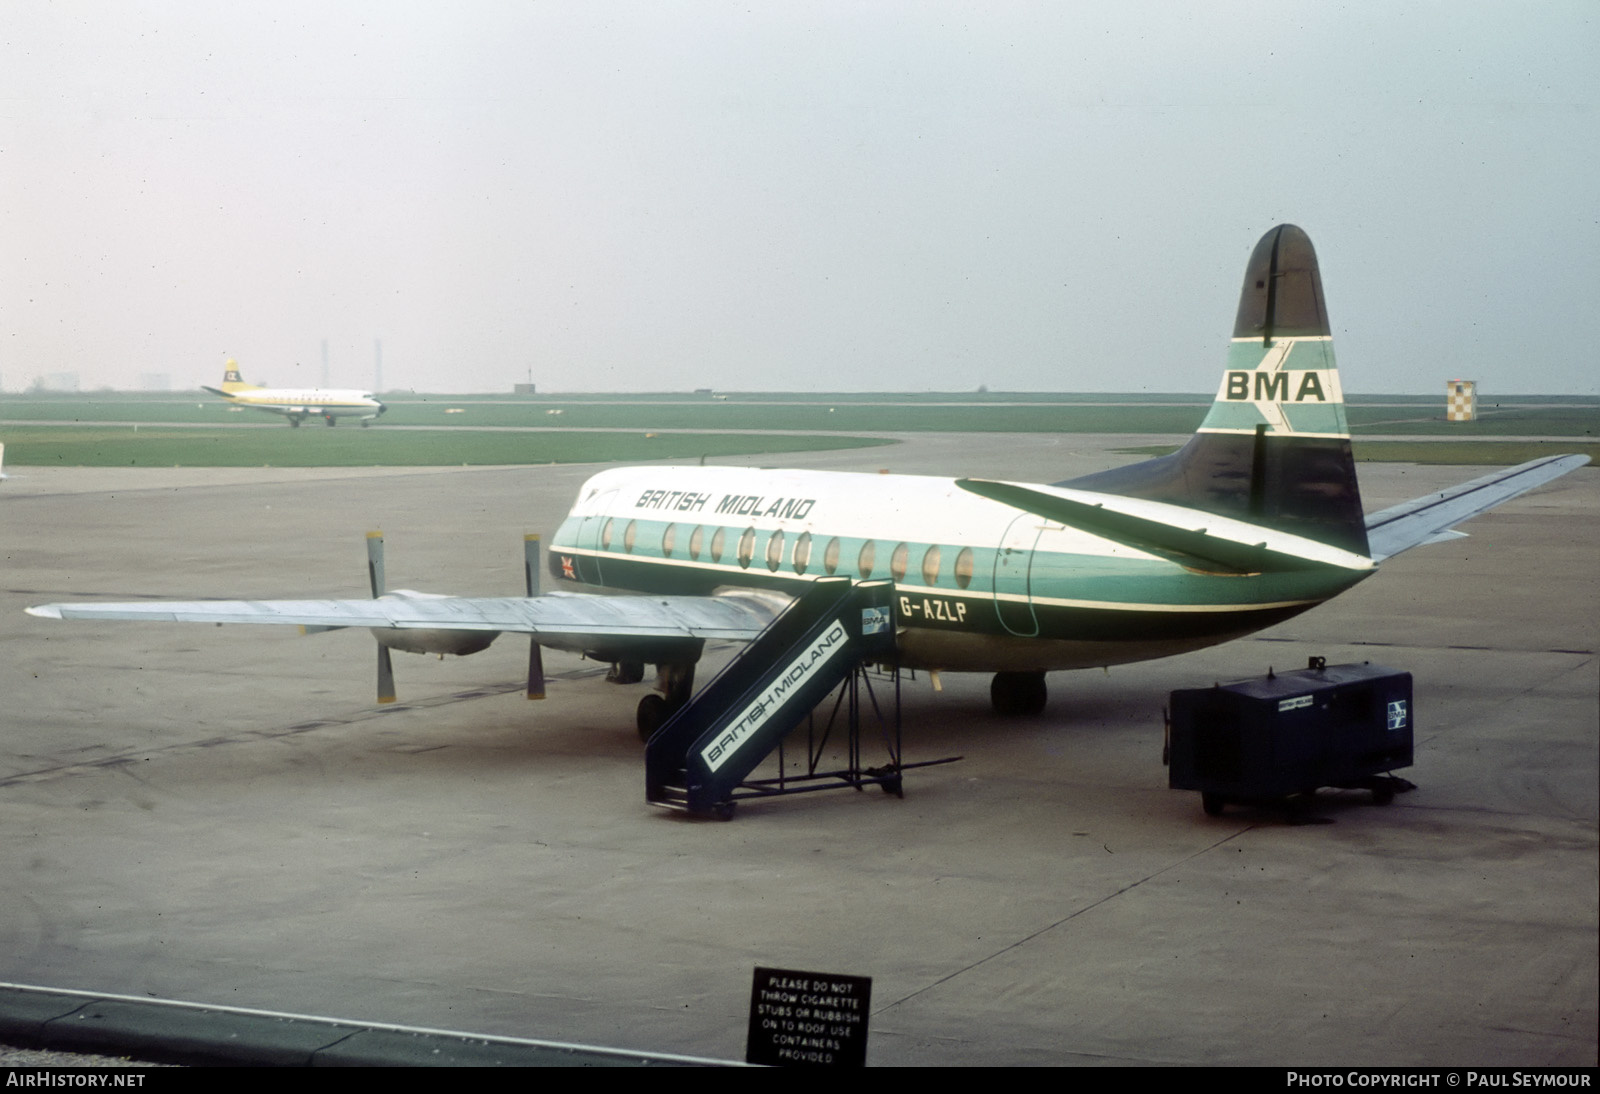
[26, 590, 785, 642]
[1363, 453, 1590, 562]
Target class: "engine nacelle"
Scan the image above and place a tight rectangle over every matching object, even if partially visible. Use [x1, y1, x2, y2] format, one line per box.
[368, 591, 500, 657]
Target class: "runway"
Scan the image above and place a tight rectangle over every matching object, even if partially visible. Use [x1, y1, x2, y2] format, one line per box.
[1, 434, 1594, 1066]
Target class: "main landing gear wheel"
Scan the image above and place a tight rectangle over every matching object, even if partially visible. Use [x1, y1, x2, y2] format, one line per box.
[990, 671, 1047, 716]
[636, 694, 685, 741]
[607, 660, 646, 685]
[289, 417, 302, 428]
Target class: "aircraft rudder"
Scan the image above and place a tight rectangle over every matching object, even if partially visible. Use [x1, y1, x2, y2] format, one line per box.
[1062, 225, 1369, 557]
[219, 358, 255, 394]
[1199, 223, 1350, 442]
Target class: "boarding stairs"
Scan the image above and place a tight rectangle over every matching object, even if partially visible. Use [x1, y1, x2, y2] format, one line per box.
[646, 577, 945, 818]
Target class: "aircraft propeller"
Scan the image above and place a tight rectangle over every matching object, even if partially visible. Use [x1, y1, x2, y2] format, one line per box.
[523, 534, 547, 701]
[367, 532, 397, 703]
[362, 531, 543, 705]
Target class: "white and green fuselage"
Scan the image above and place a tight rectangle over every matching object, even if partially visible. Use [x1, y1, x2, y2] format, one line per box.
[550, 221, 1379, 673]
[548, 459, 1374, 673]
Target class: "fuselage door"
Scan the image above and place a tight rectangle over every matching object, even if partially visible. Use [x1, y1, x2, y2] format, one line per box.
[992, 513, 1042, 636]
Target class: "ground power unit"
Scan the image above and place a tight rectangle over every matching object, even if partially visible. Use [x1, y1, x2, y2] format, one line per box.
[1167, 659, 1413, 816]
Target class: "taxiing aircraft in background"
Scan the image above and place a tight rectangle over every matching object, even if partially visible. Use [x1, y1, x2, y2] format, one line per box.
[202, 360, 386, 427]
[31, 227, 1587, 734]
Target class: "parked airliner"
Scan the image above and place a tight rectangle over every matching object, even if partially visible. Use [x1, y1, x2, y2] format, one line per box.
[31, 227, 1587, 734]
[203, 360, 386, 426]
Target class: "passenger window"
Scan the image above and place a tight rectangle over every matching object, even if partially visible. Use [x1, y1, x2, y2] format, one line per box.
[890, 542, 908, 582]
[857, 540, 876, 579]
[921, 545, 942, 586]
[766, 530, 784, 572]
[823, 537, 840, 575]
[662, 523, 676, 557]
[710, 527, 726, 563]
[793, 531, 812, 575]
[738, 527, 756, 569]
[601, 518, 614, 550]
[689, 526, 704, 560]
[954, 547, 974, 589]
[623, 520, 637, 553]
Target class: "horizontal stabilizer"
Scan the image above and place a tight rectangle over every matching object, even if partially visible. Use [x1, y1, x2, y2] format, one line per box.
[1363, 454, 1589, 562]
[956, 479, 1375, 574]
[28, 590, 786, 643]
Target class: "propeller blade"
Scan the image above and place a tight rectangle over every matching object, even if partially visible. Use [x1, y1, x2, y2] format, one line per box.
[377, 645, 396, 704]
[369, 531, 397, 702]
[527, 642, 546, 701]
[525, 532, 545, 700]
[366, 531, 386, 597]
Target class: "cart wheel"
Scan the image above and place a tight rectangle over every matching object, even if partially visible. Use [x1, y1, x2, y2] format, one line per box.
[712, 802, 736, 821]
[880, 775, 903, 797]
[1201, 792, 1226, 817]
[1371, 783, 1395, 806]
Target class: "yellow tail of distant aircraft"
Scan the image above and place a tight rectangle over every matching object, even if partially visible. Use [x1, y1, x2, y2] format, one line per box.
[202, 360, 386, 427]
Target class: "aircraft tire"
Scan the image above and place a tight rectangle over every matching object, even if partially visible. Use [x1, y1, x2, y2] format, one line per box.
[1202, 792, 1226, 817]
[636, 694, 668, 741]
[289, 418, 301, 428]
[990, 671, 1047, 716]
[608, 660, 645, 685]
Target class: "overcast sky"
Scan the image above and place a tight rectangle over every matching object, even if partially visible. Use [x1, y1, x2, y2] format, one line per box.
[4, 2, 1595, 395]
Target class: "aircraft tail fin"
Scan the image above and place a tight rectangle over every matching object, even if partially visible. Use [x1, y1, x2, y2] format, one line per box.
[1061, 224, 1369, 557]
[215, 359, 259, 394]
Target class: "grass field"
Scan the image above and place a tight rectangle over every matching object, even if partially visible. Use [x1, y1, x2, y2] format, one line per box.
[2, 391, 1593, 467]
[0, 426, 892, 468]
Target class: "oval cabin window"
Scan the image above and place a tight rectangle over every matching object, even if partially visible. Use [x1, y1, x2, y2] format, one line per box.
[890, 542, 909, 582]
[857, 540, 876, 579]
[954, 547, 975, 589]
[793, 532, 812, 575]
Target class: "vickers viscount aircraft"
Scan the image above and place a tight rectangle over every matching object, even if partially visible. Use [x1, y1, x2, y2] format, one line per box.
[31, 226, 1587, 734]
[203, 360, 386, 427]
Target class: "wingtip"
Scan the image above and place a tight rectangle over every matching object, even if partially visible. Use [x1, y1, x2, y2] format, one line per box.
[25, 605, 62, 619]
